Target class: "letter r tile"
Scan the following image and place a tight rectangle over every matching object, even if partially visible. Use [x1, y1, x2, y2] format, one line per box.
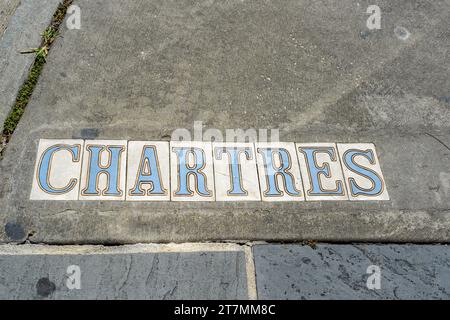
[337, 143, 389, 201]
[296, 143, 348, 201]
[213, 142, 261, 201]
[79, 140, 127, 201]
[126, 141, 170, 201]
[30, 139, 84, 201]
[255, 142, 305, 202]
[170, 141, 215, 201]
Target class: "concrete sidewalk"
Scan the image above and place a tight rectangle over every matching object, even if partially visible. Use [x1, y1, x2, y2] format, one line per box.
[1, 0, 449, 243]
[0, 0, 20, 35]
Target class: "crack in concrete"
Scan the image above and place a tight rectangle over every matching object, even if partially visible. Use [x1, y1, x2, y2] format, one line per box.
[425, 132, 450, 152]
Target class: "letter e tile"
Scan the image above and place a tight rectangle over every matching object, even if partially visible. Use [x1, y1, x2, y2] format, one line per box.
[296, 143, 348, 201]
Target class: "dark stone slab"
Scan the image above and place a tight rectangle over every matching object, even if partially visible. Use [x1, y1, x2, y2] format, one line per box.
[254, 244, 450, 299]
[0, 250, 248, 299]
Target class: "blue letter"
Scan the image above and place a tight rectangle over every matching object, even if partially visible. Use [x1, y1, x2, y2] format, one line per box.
[257, 148, 301, 197]
[37, 144, 80, 194]
[129, 146, 166, 196]
[300, 147, 344, 196]
[81, 145, 124, 196]
[214, 146, 252, 196]
[172, 147, 212, 197]
[342, 149, 383, 196]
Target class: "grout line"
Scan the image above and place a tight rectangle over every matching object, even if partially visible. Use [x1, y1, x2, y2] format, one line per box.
[253, 141, 263, 201]
[244, 245, 258, 300]
[122, 141, 128, 200]
[76, 139, 86, 200]
[168, 141, 172, 201]
[210, 141, 217, 201]
[292, 142, 307, 198]
[334, 142, 350, 199]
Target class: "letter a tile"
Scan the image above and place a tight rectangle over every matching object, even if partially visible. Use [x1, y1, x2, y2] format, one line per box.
[255, 142, 305, 202]
[126, 141, 170, 201]
[337, 143, 389, 201]
[30, 139, 84, 200]
[79, 140, 127, 201]
[213, 142, 261, 201]
[170, 141, 215, 201]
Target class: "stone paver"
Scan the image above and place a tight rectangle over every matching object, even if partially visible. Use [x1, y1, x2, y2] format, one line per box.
[0, 0, 62, 132]
[253, 244, 450, 300]
[0, 245, 248, 299]
[0, 0, 449, 243]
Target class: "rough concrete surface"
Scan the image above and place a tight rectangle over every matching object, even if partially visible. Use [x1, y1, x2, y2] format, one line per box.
[0, 247, 248, 299]
[254, 244, 450, 300]
[0, 0, 449, 243]
[0, 0, 20, 35]
[0, 0, 62, 132]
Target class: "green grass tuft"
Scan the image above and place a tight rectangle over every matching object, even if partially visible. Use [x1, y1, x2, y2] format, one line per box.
[3, 55, 46, 135]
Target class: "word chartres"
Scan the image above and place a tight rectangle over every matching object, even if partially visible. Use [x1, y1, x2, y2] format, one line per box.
[30, 139, 389, 202]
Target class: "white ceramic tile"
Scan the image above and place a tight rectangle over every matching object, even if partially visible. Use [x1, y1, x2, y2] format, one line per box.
[337, 143, 389, 201]
[126, 141, 170, 201]
[79, 140, 127, 201]
[170, 141, 215, 201]
[255, 142, 305, 202]
[296, 143, 348, 201]
[213, 143, 261, 201]
[30, 139, 84, 200]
